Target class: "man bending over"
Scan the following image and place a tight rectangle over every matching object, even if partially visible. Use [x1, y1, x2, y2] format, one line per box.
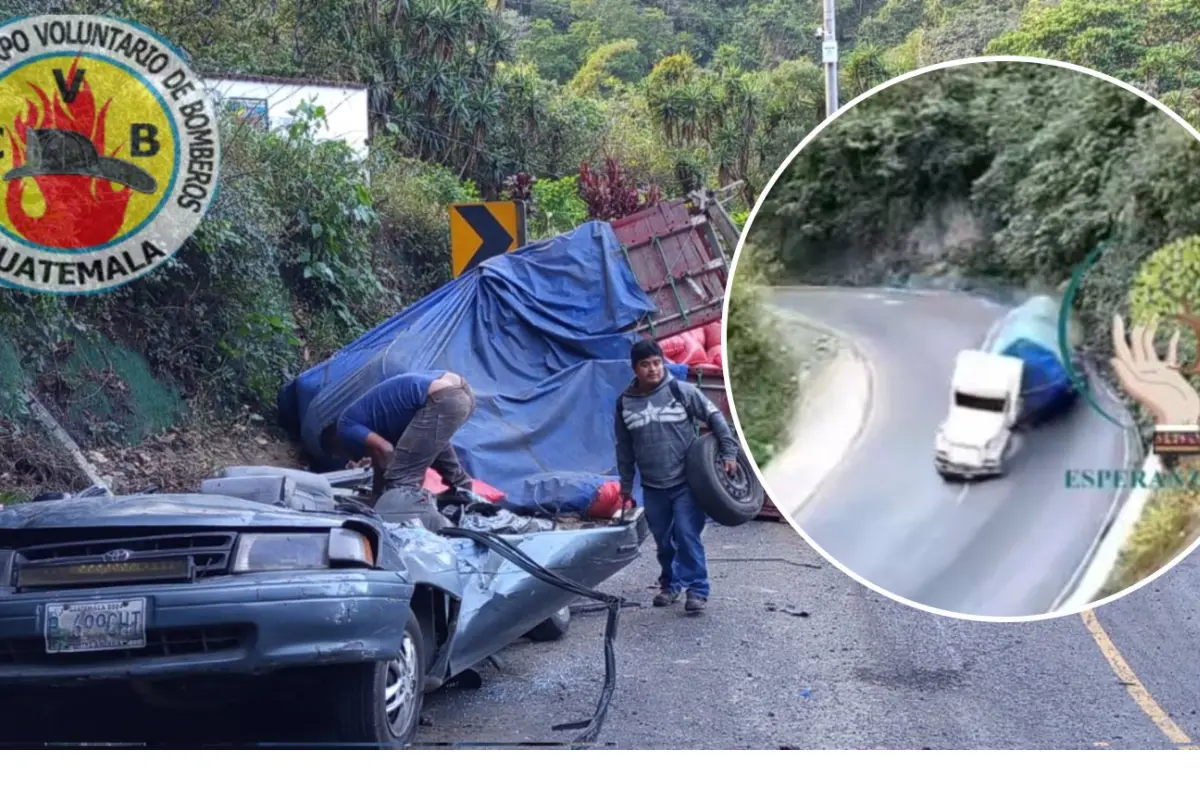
[615, 339, 740, 614]
[322, 370, 477, 500]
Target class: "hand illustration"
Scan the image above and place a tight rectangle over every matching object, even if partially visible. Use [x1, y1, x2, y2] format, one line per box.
[1110, 315, 1200, 426]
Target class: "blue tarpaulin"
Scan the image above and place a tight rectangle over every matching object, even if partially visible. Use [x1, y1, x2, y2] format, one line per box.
[1001, 338, 1076, 425]
[276, 221, 687, 513]
[987, 295, 1076, 425]
[988, 295, 1062, 357]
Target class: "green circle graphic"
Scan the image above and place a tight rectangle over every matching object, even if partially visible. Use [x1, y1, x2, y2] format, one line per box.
[1057, 241, 1135, 430]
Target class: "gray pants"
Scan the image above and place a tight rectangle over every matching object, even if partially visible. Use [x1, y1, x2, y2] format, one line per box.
[382, 382, 476, 493]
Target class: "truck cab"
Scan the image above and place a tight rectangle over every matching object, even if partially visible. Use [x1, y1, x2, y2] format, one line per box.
[934, 350, 1024, 479]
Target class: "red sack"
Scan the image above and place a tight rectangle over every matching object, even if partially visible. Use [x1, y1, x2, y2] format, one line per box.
[660, 335, 688, 362]
[685, 345, 709, 367]
[588, 480, 623, 518]
[681, 329, 713, 365]
[422, 469, 506, 502]
[660, 333, 707, 366]
[707, 344, 723, 369]
[702, 322, 723, 350]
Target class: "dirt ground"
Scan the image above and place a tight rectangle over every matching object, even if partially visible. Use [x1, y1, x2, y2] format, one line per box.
[1, 405, 307, 501]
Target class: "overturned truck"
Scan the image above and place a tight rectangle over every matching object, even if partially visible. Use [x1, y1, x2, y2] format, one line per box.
[279, 198, 763, 523]
[934, 295, 1081, 480]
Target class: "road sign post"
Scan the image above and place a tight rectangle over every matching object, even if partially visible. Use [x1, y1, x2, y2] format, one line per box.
[449, 201, 527, 278]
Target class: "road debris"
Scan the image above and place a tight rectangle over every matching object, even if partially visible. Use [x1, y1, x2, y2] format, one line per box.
[765, 602, 810, 618]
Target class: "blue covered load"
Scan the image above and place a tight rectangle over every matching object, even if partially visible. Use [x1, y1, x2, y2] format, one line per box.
[276, 221, 687, 514]
[986, 295, 1077, 425]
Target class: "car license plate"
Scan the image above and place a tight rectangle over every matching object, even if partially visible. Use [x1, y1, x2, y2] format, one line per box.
[44, 598, 147, 654]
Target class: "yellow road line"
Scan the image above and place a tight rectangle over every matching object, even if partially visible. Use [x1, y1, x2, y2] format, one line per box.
[1081, 609, 1196, 748]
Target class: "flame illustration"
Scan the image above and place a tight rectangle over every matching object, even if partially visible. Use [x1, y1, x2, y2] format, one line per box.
[5, 56, 132, 248]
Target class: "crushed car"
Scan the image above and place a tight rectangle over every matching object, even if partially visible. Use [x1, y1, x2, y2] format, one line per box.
[0, 465, 648, 746]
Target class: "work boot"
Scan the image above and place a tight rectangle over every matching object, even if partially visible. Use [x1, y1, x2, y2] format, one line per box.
[652, 589, 680, 607]
[684, 593, 707, 614]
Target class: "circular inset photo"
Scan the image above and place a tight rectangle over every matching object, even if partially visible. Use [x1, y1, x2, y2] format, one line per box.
[724, 56, 1200, 621]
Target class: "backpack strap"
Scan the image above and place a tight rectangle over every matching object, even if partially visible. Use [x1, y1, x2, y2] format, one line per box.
[668, 379, 688, 416]
[668, 379, 703, 435]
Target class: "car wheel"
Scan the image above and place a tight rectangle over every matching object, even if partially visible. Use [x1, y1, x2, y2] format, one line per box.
[525, 605, 571, 642]
[685, 434, 765, 527]
[329, 612, 426, 747]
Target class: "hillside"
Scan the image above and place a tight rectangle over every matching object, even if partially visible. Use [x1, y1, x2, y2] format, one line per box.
[0, 0, 1197, 502]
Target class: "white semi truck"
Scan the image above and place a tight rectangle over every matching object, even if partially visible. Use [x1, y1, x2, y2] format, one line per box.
[934, 349, 1024, 479]
[933, 295, 1082, 481]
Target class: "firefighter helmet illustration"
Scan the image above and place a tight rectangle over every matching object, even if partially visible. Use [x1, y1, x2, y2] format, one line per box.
[6, 127, 158, 193]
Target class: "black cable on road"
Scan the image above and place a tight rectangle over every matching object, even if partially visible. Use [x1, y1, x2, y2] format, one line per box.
[443, 524, 626, 747]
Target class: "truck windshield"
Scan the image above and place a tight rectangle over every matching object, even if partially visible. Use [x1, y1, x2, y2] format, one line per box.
[954, 392, 1006, 413]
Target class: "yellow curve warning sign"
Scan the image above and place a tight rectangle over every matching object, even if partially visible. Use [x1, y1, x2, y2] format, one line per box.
[449, 201, 526, 278]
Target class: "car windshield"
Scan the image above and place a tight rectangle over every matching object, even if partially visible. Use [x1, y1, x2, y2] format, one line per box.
[953, 391, 1006, 413]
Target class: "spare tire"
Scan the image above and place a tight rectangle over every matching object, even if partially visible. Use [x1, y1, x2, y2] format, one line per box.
[684, 434, 764, 527]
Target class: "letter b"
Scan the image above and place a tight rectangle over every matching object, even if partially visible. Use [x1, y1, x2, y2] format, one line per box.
[130, 123, 160, 157]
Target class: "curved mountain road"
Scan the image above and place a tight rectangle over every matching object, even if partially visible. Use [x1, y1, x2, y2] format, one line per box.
[779, 287, 1130, 618]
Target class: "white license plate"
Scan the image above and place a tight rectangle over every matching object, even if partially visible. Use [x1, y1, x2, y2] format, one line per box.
[44, 598, 147, 654]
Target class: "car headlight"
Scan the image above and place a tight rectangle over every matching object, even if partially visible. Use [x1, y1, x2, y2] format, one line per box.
[232, 530, 375, 573]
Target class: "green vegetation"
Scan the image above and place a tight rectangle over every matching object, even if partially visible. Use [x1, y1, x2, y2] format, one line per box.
[1101, 471, 1200, 597]
[727, 243, 795, 465]
[745, 60, 1200, 403]
[1108, 236, 1200, 594]
[754, 62, 1200, 304]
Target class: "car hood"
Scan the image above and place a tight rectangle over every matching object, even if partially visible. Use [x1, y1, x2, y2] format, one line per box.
[0, 493, 348, 530]
[940, 407, 1007, 448]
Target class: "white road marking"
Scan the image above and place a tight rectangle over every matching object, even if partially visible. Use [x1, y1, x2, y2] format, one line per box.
[956, 485, 969, 505]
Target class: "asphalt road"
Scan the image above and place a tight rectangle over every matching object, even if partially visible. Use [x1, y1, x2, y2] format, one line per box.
[778, 287, 1129, 618]
[414, 520, 1200, 749]
[11, 519, 1199, 748]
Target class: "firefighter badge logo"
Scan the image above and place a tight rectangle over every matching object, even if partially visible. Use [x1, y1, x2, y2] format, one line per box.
[0, 15, 220, 294]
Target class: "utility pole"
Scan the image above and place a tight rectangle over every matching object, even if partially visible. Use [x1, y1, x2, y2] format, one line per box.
[820, 0, 839, 116]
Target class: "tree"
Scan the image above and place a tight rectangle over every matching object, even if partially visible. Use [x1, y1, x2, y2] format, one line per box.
[1128, 235, 1200, 387]
[986, 0, 1200, 97]
[569, 38, 641, 96]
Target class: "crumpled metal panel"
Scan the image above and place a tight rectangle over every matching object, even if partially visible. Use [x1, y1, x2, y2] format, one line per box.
[374, 511, 647, 677]
[444, 515, 647, 675]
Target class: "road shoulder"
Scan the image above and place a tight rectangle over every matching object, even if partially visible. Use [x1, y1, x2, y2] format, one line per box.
[761, 303, 874, 520]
